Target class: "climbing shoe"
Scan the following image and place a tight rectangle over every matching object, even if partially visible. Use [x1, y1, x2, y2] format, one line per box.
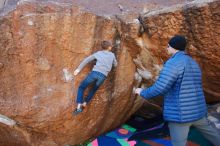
[73, 108, 83, 116]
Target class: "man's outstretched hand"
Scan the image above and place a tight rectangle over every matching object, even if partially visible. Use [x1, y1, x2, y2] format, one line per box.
[134, 88, 143, 96]
[73, 69, 80, 76]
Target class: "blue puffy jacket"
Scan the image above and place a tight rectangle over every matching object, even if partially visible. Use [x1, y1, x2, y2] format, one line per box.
[140, 51, 207, 123]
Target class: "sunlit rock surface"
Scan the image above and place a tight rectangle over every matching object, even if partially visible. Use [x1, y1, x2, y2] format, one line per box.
[0, 0, 219, 145]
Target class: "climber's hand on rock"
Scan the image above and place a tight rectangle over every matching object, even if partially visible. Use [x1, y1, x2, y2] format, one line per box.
[134, 88, 143, 95]
[73, 69, 80, 76]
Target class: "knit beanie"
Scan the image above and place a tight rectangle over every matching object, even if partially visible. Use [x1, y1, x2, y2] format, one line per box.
[168, 35, 187, 51]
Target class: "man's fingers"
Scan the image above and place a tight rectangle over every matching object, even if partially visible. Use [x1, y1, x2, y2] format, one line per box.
[134, 88, 143, 95]
[74, 69, 79, 76]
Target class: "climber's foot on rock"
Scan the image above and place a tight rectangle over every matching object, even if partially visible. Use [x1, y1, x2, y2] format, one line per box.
[73, 108, 83, 116]
[82, 102, 87, 108]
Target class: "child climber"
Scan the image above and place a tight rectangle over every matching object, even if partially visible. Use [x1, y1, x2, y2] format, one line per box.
[73, 40, 117, 115]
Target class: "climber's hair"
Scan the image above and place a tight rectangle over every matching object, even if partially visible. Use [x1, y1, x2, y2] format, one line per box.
[101, 40, 112, 50]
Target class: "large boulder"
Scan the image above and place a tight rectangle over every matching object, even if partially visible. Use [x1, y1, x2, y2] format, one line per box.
[0, 1, 139, 145]
[0, 0, 219, 145]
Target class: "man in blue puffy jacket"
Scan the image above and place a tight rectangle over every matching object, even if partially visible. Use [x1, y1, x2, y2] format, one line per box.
[134, 35, 220, 146]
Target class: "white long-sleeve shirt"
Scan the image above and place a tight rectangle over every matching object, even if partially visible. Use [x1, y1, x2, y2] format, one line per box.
[77, 50, 117, 76]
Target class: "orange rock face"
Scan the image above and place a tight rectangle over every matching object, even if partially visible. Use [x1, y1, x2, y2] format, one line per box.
[0, 1, 137, 145]
[138, 0, 220, 103]
[0, 0, 219, 145]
